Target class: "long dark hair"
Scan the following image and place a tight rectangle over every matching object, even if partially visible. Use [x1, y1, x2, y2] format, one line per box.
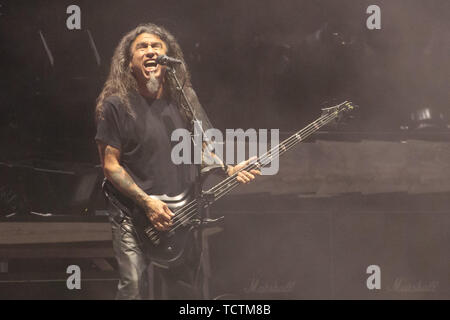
[95, 23, 191, 122]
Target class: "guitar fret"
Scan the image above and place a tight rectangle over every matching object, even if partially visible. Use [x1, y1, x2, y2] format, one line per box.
[101, 101, 355, 268]
[209, 101, 353, 200]
[174, 103, 353, 258]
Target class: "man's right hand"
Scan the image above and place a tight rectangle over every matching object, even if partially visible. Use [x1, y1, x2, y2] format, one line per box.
[144, 197, 174, 231]
[97, 143, 174, 231]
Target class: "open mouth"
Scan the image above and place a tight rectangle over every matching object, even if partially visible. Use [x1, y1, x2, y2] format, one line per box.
[143, 60, 157, 72]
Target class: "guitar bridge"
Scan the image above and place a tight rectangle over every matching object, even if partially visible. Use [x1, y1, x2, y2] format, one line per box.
[200, 191, 215, 206]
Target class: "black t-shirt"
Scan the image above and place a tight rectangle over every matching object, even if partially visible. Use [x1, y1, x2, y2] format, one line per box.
[95, 94, 195, 196]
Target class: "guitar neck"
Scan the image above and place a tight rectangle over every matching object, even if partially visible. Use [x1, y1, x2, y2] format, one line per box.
[207, 102, 345, 202]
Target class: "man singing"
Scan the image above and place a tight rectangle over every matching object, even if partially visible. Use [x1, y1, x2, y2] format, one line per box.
[95, 23, 259, 299]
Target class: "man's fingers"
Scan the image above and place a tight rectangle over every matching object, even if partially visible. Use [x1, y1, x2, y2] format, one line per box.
[150, 210, 172, 225]
[163, 205, 174, 217]
[237, 176, 247, 184]
[237, 172, 250, 183]
[153, 216, 172, 231]
[243, 171, 255, 180]
[160, 212, 172, 223]
[156, 205, 172, 222]
[236, 168, 261, 184]
[243, 170, 257, 179]
[154, 222, 166, 231]
[250, 169, 261, 175]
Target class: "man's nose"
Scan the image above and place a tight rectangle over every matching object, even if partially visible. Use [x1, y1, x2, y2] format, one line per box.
[145, 47, 156, 58]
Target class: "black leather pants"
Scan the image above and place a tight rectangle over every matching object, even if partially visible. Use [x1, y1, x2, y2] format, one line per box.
[110, 215, 150, 299]
[109, 206, 202, 300]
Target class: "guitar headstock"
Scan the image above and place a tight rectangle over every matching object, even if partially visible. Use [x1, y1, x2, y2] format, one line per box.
[321, 101, 357, 117]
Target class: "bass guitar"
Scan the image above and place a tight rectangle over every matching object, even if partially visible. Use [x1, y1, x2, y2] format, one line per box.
[102, 101, 356, 268]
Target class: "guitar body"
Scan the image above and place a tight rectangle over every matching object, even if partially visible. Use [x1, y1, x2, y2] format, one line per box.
[103, 180, 198, 269]
[133, 209, 197, 269]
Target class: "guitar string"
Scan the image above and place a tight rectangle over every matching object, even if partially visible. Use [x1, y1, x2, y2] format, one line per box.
[166, 111, 339, 233]
[164, 109, 341, 233]
[165, 112, 340, 234]
[167, 109, 340, 231]
[162, 109, 342, 233]
[209, 110, 340, 201]
[148, 101, 351, 234]
[207, 101, 348, 195]
[167, 110, 336, 226]
[211, 109, 340, 193]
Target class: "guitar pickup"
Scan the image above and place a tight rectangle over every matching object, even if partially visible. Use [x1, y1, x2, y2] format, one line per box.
[200, 191, 215, 206]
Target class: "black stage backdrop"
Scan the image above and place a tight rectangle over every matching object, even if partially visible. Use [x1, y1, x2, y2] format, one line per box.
[0, 0, 449, 301]
[0, 0, 449, 163]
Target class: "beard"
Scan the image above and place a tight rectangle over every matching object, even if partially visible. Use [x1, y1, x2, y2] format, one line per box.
[145, 73, 161, 96]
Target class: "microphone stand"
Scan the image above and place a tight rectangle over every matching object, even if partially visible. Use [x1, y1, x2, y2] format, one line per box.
[166, 65, 217, 300]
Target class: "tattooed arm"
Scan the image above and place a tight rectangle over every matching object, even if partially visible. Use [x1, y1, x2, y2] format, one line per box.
[97, 142, 173, 231]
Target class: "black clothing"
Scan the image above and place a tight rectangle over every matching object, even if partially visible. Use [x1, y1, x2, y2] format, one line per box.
[96, 94, 200, 299]
[95, 94, 195, 196]
[110, 213, 149, 299]
[109, 207, 201, 300]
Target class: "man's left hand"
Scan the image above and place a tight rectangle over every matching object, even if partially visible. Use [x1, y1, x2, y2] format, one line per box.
[228, 157, 261, 184]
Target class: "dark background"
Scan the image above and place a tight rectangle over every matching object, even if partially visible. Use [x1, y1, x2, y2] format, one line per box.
[1, 0, 449, 164]
[0, 0, 450, 300]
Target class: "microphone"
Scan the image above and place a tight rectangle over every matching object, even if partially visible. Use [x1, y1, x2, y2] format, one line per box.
[156, 55, 183, 66]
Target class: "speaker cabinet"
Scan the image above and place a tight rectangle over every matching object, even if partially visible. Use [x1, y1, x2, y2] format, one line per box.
[208, 206, 450, 299]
